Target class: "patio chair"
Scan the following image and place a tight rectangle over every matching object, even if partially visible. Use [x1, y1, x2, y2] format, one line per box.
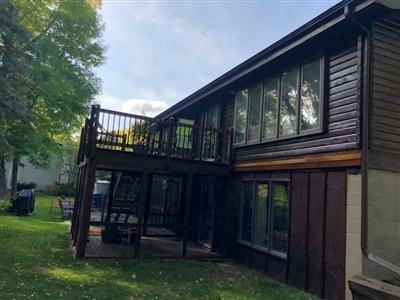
[59, 196, 74, 218]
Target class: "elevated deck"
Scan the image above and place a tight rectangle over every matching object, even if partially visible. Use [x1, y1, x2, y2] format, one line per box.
[72, 105, 232, 259]
[78, 105, 233, 175]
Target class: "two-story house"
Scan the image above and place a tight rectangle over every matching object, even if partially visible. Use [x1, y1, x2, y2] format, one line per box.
[71, 0, 400, 299]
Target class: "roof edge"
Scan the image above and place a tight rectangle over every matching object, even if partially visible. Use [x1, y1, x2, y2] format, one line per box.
[157, 0, 381, 119]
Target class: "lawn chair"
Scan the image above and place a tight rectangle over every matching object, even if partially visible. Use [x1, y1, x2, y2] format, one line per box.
[59, 196, 74, 218]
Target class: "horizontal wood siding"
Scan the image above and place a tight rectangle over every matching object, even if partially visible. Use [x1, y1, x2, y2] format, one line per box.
[371, 14, 400, 155]
[229, 170, 347, 299]
[222, 93, 235, 130]
[232, 40, 361, 162]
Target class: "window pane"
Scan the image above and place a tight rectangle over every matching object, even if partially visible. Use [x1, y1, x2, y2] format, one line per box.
[239, 182, 254, 243]
[301, 58, 321, 131]
[280, 68, 298, 136]
[203, 102, 219, 157]
[254, 183, 269, 249]
[271, 182, 289, 254]
[234, 90, 248, 144]
[247, 84, 262, 142]
[205, 102, 219, 129]
[263, 77, 278, 139]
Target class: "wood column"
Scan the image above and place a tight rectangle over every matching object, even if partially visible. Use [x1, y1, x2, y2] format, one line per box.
[181, 173, 193, 257]
[143, 184, 151, 236]
[75, 160, 96, 258]
[134, 171, 150, 258]
[71, 166, 85, 239]
[104, 171, 117, 223]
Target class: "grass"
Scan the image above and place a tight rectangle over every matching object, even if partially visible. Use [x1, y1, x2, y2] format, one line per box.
[0, 194, 317, 300]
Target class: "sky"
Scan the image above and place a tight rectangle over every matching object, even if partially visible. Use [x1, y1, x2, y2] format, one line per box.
[96, 0, 341, 117]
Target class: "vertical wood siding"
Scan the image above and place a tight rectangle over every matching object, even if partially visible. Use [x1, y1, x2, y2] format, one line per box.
[229, 39, 361, 161]
[229, 170, 347, 299]
[371, 14, 400, 154]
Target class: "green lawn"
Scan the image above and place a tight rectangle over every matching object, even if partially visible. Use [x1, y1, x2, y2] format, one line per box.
[0, 194, 317, 300]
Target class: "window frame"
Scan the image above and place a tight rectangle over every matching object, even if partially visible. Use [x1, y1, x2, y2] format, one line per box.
[233, 55, 324, 147]
[202, 101, 221, 158]
[238, 179, 290, 259]
[233, 89, 249, 146]
[262, 75, 280, 142]
[298, 56, 324, 135]
[246, 82, 264, 144]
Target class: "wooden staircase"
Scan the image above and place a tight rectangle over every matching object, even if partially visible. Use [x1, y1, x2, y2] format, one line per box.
[102, 172, 142, 224]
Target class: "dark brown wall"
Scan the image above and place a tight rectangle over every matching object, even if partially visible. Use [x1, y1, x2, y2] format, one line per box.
[223, 37, 362, 162]
[228, 169, 347, 300]
[369, 13, 400, 172]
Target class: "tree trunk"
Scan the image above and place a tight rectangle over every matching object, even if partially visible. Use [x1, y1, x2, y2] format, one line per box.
[0, 156, 8, 200]
[11, 156, 19, 198]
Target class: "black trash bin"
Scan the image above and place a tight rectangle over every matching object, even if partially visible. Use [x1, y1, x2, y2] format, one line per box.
[11, 189, 35, 216]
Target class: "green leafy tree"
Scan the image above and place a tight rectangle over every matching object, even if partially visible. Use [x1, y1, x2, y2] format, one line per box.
[0, 0, 107, 198]
[0, 0, 37, 199]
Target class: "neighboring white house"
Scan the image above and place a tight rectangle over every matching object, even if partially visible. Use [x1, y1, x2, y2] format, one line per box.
[5, 155, 69, 191]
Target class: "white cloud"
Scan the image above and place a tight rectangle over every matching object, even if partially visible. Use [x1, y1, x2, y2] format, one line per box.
[97, 1, 339, 111]
[122, 98, 169, 117]
[97, 94, 125, 111]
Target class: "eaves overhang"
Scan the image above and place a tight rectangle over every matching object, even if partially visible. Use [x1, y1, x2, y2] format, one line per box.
[156, 0, 391, 119]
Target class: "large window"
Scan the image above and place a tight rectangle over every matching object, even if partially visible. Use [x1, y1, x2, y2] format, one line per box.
[238, 180, 290, 257]
[233, 56, 323, 145]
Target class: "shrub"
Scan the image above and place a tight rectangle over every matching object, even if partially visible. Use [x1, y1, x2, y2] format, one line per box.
[0, 200, 11, 212]
[44, 181, 76, 197]
[17, 182, 37, 190]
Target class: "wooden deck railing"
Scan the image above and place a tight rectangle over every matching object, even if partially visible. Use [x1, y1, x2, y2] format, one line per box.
[78, 105, 232, 164]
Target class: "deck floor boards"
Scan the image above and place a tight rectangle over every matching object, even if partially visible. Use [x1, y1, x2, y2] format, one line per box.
[85, 235, 222, 259]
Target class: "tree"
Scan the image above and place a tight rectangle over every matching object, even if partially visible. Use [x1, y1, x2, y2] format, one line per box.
[0, 0, 107, 199]
[0, 0, 37, 199]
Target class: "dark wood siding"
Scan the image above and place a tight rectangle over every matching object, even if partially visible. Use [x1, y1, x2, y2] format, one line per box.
[370, 13, 400, 171]
[288, 173, 309, 290]
[229, 169, 347, 299]
[222, 93, 235, 130]
[307, 172, 326, 297]
[230, 39, 361, 162]
[324, 172, 346, 300]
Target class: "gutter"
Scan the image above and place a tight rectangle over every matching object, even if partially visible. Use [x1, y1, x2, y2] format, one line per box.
[344, 4, 400, 276]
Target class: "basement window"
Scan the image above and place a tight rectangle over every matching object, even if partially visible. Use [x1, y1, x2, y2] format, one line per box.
[238, 180, 290, 257]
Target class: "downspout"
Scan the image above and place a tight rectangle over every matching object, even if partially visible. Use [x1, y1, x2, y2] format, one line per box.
[344, 4, 400, 275]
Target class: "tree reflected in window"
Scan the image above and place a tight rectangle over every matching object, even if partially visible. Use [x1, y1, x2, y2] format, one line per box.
[263, 77, 278, 139]
[301, 58, 321, 131]
[280, 68, 298, 136]
[248, 84, 262, 142]
[238, 180, 289, 257]
[234, 90, 248, 144]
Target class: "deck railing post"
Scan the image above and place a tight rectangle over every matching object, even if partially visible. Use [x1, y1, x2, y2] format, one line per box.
[89, 105, 100, 158]
[165, 119, 174, 166]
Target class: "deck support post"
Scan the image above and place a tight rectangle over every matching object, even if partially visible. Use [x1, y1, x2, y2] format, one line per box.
[102, 170, 116, 222]
[75, 160, 96, 258]
[143, 186, 151, 236]
[182, 172, 193, 258]
[134, 171, 150, 258]
[71, 166, 86, 240]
